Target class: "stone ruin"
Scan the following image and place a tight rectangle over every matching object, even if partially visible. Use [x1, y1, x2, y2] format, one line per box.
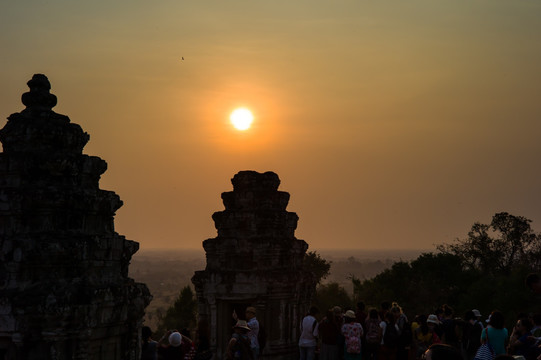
[0, 75, 151, 359]
[192, 171, 317, 360]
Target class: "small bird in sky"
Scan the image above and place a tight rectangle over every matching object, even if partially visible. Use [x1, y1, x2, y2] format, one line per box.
[181, 57, 184, 60]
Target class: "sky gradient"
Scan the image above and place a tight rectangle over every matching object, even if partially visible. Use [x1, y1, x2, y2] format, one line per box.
[1, 0, 540, 250]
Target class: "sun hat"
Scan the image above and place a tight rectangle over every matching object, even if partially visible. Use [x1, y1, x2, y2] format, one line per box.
[233, 320, 251, 331]
[332, 306, 342, 315]
[169, 332, 182, 347]
[344, 310, 356, 319]
[427, 314, 440, 324]
[472, 309, 481, 317]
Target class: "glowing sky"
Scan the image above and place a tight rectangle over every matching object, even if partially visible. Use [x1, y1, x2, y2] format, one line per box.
[1, 0, 540, 250]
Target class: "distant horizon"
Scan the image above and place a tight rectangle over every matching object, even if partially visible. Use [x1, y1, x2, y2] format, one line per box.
[133, 246, 435, 261]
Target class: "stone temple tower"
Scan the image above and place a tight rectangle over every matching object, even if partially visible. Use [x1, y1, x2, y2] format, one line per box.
[192, 171, 317, 360]
[0, 75, 151, 359]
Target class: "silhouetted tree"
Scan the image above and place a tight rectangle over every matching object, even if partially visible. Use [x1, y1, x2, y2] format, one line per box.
[313, 282, 353, 314]
[304, 251, 331, 285]
[157, 285, 197, 336]
[437, 212, 541, 275]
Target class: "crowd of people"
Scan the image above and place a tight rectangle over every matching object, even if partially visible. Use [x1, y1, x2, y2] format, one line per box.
[141, 307, 260, 360]
[299, 301, 541, 360]
[141, 274, 541, 360]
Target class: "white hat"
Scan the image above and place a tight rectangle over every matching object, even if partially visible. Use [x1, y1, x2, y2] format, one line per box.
[427, 314, 440, 324]
[169, 332, 182, 347]
[472, 309, 481, 317]
[344, 310, 356, 319]
[233, 320, 251, 331]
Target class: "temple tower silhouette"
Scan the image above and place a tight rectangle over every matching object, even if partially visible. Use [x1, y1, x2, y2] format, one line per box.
[0, 75, 151, 359]
[192, 171, 317, 360]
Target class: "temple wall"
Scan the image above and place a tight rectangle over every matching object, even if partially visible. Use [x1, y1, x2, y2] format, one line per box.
[0, 75, 151, 360]
[192, 171, 317, 360]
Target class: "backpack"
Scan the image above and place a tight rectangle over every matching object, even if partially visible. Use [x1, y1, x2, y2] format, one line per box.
[365, 319, 382, 344]
[383, 322, 399, 348]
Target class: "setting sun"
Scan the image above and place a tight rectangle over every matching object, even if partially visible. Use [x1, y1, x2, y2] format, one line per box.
[230, 108, 254, 131]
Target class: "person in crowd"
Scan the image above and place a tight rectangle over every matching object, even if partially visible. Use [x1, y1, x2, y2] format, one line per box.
[413, 315, 441, 359]
[508, 317, 535, 359]
[158, 330, 193, 360]
[342, 309, 364, 360]
[141, 326, 158, 360]
[357, 302, 368, 328]
[226, 320, 254, 360]
[380, 302, 392, 322]
[440, 305, 460, 351]
[299, 306, 320, 360]
[391, 302, 411, 360]
[365, 308, 383, 360]
[462, 310, 483, 360]
[245, 307, 260, 360]
[380, 311, 400, 360]
[232, 306, 260, 360]
[423, 343, 463, 360]
[333, 306, 345, 360]
[319, 309, 342, 360]
[480, 310, 508, 356]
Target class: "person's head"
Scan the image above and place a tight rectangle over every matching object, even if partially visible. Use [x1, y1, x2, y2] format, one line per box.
[142, 326, 152, 341]
[391, 302, 403, 318]
[514, 317, 533, 334]
[427, 314, 440, 330]
[246, 306, 256, 320]
[385, 311, 395, 324]
[369, 308, 379, 320]
[344, 310, 356, 323]
[357, 302, 365, 311]
[526, 273, 541, 293]
[333, 306, 342, 318]
[488, 311, 504, 329]
[169, 332, 182, 347]
[381, 301, 391, 312]
[442, 304, 453, 318]
[309, 306, 319, 316]
[424, 344, 462, 360]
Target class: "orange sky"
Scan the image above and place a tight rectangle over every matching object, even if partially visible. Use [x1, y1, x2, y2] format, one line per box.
[1, 1, 541, 251]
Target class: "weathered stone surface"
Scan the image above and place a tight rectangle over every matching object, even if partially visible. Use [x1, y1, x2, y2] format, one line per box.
[0, 74, 151, 360]
[192, 171, 317, 360]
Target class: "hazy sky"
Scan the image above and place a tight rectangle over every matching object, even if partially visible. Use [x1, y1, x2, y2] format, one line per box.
[1, 0, 540, 251]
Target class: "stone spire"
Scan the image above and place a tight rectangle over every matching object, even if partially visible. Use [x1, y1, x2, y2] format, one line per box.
[192, 171, 317, 360]
[0, 75, 151, 359]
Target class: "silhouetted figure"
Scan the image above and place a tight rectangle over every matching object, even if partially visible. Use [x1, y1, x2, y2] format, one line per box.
[141, 326, 158, 360]
[226, 320, 254, 360]
[299, 306, 320, 360]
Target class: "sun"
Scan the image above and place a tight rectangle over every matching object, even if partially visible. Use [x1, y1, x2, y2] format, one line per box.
[230, 108, 254, 131]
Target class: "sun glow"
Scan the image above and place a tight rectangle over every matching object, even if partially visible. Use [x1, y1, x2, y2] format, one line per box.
[230, 108, 254, 131]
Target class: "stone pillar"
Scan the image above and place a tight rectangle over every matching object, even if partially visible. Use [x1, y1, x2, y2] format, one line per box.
[192, 171, 317, 360]
[0, 74, 151, 360]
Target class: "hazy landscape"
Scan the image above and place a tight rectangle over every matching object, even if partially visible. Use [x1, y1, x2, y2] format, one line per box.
[129, 248, 429, 329]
